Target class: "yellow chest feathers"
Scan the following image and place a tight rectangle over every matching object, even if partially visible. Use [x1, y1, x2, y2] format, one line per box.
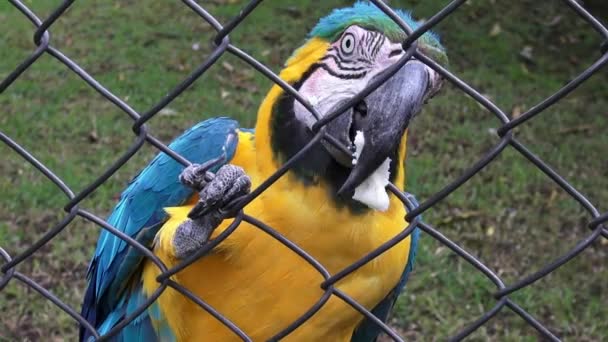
[142, 132, 413, 341]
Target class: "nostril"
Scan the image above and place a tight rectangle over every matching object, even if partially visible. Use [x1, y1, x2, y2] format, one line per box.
[354, 101, 367, 117]
[388, 49, 402, 58]
[349, 101, 367, 143]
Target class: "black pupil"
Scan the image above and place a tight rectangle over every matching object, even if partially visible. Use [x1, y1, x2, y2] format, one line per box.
[345, 39, 351, 49]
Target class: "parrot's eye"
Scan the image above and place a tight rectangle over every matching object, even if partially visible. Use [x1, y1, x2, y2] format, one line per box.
[340, 33, 356, 55]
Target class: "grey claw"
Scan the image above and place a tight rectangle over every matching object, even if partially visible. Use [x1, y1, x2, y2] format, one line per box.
[179, 163, 210, 191]
[189, 164, 251, 219]
[223, 175, 251, 205]
[173, 164, 251, 259]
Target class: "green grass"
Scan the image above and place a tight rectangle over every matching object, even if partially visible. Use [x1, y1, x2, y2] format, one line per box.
[1, 0, 607, 341]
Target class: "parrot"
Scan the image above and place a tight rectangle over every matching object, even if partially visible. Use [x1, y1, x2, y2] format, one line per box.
[80, 2, 447, 341]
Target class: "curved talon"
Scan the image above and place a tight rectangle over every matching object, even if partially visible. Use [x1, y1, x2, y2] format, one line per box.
[188, 165, 251, 219]
[218, 194, 249, 219]
[174, 164, 251, 259]
[179, 163, 211, 191]
[179, 155, 227, 191]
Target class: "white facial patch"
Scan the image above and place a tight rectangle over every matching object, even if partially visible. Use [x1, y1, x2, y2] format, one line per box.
[351, 131, 391, 211]
[293, 25, 404, 130]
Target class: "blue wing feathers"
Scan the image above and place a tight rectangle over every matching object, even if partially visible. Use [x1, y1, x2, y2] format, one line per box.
[81, 117, 243, 341]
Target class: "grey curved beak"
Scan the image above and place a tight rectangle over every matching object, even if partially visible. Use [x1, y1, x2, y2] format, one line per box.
[336, 60, 429, 196]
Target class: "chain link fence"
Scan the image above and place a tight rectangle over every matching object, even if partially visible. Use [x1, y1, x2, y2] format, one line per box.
[1, 0, 607, 341]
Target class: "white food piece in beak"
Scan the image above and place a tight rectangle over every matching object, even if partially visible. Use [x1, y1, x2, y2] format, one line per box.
[351, 130, 392, 212]
[352, 130, 365, 166]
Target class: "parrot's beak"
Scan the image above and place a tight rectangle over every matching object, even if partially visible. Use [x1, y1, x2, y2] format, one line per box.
[323, 60, 430, 196]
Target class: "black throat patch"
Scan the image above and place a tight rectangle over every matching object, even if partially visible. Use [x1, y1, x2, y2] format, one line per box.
[268, 66, 401, 213]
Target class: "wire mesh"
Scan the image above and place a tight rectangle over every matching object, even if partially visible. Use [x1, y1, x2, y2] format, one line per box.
[1, 0, 607, 341]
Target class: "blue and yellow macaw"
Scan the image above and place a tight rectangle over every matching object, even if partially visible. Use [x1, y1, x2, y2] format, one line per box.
[80, 2, 447, 341]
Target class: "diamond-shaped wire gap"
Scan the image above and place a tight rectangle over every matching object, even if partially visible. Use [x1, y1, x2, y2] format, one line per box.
[508, 139, 604, 233]
[0, 135, 79, 339]
[492, 141, 602, 291]
[393, 194, 510, 340]
[130, 42, 269, 139]
[130, 38, 229, 132]
[496, 238, 606, 341]
[444, 1, 608, 129]
[40, 44, 206, 170]
[31, 1, 224, 122]
[7, 271, 99, 341]
[202, 0, 345, 121]
[498, 51, 608, 136]
[497, 0, 608, 135]
[0, 212, 93, 341]
[0, 135, 79, 265]
[42, 43, 209, 171]
[501, 84, 608, 220]
[414, 52, 509, 124]
[0, 2, 50, 92]
[204, 0, 345, 60]
[1, 54, 146, 202]
[428, 139, 598, 284]
[62, 128, 148, 211]
[406, 220, 510, 340]
[486, 142, 607, 330]
[402, 88, 511, 221]
[76, 209, 170, 342]
[136, 2, 332, 132]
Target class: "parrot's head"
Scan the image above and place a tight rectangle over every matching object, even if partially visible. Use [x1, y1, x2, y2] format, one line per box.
[256, 1, 447, 211]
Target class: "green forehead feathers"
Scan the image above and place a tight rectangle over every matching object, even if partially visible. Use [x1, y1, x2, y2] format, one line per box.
[308, 1, 447, 65]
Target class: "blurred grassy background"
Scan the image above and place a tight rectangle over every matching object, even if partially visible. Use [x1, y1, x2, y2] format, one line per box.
[1, 0, 607, 341]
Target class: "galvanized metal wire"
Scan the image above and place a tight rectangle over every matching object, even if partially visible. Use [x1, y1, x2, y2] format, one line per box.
[1, 0, 607, 341]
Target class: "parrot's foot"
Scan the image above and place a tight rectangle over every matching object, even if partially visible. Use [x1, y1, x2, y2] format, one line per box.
[173, 164, 251, 259]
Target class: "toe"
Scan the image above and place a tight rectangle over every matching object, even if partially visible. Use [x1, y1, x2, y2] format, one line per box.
[179, 164, 209, 190]
[223, 175, 252, 203]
